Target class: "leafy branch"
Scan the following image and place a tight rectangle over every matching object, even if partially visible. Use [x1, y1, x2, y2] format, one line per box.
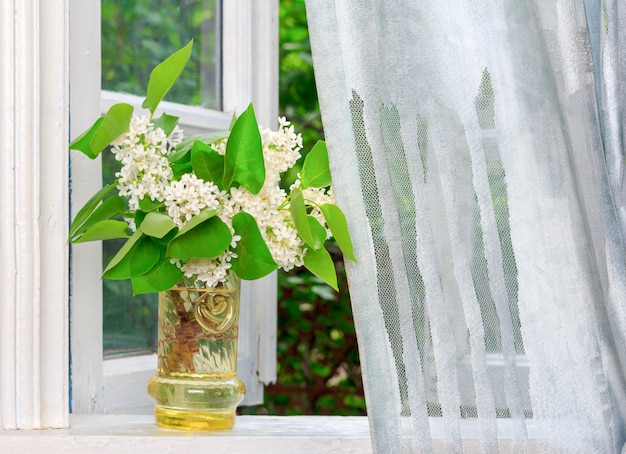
[69, 41, 355, 295]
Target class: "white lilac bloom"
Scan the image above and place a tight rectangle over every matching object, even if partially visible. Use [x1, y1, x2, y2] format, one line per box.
[164, 174, 222, 228]
[218, 181, 306, 272]
[303, 186, 335, 238]
[110, 115, 327, 288]
[180, 250, 237, 289]
[111, 116, 175, 211]
[261, 117, 302, 185]
[210, 138, 227, 156]
[263, 211, 306, 271]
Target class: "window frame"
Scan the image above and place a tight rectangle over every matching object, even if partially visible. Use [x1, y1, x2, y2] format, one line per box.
[0, 0, 566, 448]
[0, 415, 373, 452]
[69, 0, 278, 414]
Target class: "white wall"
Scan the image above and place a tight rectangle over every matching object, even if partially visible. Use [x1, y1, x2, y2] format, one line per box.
[0, 0, 70, 429]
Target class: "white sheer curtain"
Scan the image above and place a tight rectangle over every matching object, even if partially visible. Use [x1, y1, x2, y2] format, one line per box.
[305, 1, 626, 452]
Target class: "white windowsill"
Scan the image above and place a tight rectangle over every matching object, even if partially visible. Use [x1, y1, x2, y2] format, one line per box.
[0, 415, 373, 453]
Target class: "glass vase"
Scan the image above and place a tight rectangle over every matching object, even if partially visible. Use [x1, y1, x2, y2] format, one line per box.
[147, 272, 245, 430]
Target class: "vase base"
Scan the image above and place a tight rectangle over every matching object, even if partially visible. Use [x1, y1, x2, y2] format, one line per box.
[154, 406, 236, 431]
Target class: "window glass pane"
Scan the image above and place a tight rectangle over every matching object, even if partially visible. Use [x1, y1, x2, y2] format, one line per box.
[101, 0, 221, 109]
[102, 152, 158, 357]
[101, 0, 222, 356]
[102, 272, 158, 356]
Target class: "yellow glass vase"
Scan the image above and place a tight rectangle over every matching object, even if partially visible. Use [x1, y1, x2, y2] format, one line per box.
[147, 272, 245, 430]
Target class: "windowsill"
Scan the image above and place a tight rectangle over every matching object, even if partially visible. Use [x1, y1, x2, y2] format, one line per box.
[0, 415, 373, 453]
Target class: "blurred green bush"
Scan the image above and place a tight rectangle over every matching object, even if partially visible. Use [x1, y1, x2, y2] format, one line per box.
[240, 247, 365, 416]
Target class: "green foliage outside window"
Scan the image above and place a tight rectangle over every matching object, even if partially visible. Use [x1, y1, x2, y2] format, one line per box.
[240, 254, 365, 416]
[102, 0, 219, 109]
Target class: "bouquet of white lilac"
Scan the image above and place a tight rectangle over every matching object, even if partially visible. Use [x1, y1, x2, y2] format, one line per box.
[69, 41, 355, 295]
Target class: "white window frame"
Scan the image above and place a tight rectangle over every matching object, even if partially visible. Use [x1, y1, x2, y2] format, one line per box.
[69, 0, 278, 414]
[0, 0, 568, 449]
[0, 0, 70, 431]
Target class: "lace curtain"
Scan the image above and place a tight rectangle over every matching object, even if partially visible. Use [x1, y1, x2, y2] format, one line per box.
[305, 1, 626, 452]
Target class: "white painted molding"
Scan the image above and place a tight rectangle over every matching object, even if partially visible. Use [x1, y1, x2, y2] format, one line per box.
[251, 0, 280, 129]
[69, 0, 104, 415]
[100, 91, 232, 136]
[0, 0, 19, 430]
[251, 1, 279, 386]
[222, 0, 253, 113]
[0, 415, 373, 453]
[0, 414, 573, 452]
[255, 272, 278, 384]
[102, 356, 156, 415]
[0, 0, 70, 429]
[223, 0, 279, 126]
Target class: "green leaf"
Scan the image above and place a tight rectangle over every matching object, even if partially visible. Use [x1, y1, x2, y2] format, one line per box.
[69, 117, 105, 159]
[102, 229, 143, 277]
[138, 197, 164, 212]
[191, 140, 225, 188]
[167, 216, 232, 259]
[175, 208, 218, 237]
[72, 220, 129, 243]
[142, 40, 194, 115]
[174, 131, 229, 157]
[169, 146, 192, 165]
[304, 246, 338, 291]
[129, 237, 162, 277]
[289, 187, 317, 250]
[71, 196, 126, 241]
[69, 184, 118, 239]
[230, 212, 277, 280]
[168, 131, 230, 178]
[152, 227, 179, 245]
[140, 212, 178, 239]
[131, 254, 183, 295]
[223, 104, 265, 194]
[89, 103, 134, 157]
[301, 141, 332, 188]
[171, 160, 193, 179]
[134, 210, 147, 230]
[229, 111, 238, 130]
[307, 215, 327, 251]
[152, 112, 179, 136]
[170, 133, 229, 180]
[321, 204, 356, 262]
[103, 235, 162, 280]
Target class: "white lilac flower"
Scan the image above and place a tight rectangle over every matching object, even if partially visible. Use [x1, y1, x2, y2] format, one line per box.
[180, 250, 237, 288]
[303, 186, 335, 237]
[110, 115, 323, 288]
[216, 182, 307, 271]
[210, 138, 227, 156]
[263, 211, 306, 271]
[261, 118, 302, 184]
[111, 116, 176, 211]
[164, 174, 222, 228]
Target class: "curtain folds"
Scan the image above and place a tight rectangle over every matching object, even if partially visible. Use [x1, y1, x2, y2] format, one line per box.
[305, 1, 626, 452]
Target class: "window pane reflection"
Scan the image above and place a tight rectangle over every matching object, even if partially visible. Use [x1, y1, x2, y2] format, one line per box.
[101, 0, 221, 109]
[101, 0, 222, 356]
